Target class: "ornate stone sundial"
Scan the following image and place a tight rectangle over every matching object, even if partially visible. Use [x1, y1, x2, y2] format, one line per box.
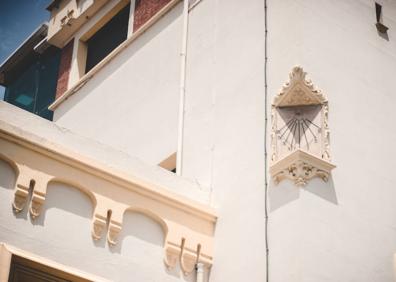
[270, 67, 335, 186]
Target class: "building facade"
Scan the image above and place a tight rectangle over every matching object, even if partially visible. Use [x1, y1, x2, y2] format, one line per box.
[1, 0, 396, 281]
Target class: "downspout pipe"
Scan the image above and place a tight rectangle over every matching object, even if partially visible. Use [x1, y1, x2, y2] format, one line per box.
[176, 0, 190, 176]
[196, 262, 204, 282]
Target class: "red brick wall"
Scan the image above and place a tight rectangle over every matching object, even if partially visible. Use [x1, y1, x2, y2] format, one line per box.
[55, 39, 74, 100]
[133, 0, 172, 31]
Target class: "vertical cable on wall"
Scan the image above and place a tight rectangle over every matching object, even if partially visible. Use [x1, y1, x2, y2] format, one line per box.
[264, 0, 269, 281]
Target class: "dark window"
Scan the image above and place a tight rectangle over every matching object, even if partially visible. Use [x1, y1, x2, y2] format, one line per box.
[8, 255, 91, 282]
[85, 4, 130, 73]
[4, 47, 61, 120]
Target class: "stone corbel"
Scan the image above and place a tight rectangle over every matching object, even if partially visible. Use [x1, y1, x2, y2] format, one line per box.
[164, 235, 212, 276]
[91, 204, 124, 245]
[12, 165, 34, 213]
[91, 213, 107, 241]
[180, 238, 200, 275]
[107, 220, 122, 246]
[164, 243, 179, 270]
[29, 174, 53, 219]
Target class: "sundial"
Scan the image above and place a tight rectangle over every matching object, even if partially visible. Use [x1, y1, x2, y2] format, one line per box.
[275, 105, 322, 157]
[270, 67, 335, 186]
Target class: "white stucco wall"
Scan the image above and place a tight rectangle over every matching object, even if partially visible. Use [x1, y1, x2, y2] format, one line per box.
[267, 0, 396, 281]
[0, 159, 197, 281]
[54, 2, 184, 166]
[182, 0, 396, 282]
[183, 0, 267, 281]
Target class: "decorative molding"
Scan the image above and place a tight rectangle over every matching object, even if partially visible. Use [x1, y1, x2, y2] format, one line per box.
[270, 67, 335, 186]
[270, 150, 335, 186]
[12, 166, 33, 213]
[273, 66, 327, 107]
[0, 121, 216, 275]
[322, 102, 331, 161]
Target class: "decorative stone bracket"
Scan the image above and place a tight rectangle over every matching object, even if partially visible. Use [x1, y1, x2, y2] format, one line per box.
[0, 126, 216, 275]
[270, 149, 336, 186]
[270, 67, 336, 186]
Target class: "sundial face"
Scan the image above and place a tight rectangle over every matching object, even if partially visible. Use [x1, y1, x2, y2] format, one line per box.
[275, 105, 322, 158]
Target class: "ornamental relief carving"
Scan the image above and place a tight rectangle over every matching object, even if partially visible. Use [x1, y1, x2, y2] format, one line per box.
[270, 67, 335, 186]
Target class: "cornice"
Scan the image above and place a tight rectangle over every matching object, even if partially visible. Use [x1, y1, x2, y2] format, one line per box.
[0, 127, 216, 223]
[0, 119, 216, 274]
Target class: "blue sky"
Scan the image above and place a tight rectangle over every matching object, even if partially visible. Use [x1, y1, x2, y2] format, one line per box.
[0, 0, 50, 99]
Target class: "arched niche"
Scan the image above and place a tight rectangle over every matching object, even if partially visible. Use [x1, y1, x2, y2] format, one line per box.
[36, 181, 96, 245]
[0, 155, 18, 190]
[116, 208, 167, 257]
[48, 178, 97, 207]
[0, 158, 18, 220]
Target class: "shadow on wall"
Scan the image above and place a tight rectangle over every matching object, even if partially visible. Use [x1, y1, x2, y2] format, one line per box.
[110, 211, 165, 254]
[54, 2, 183, 120]
[0, 158, 32, 221]
[33, 182, 93, 227]
[269, 176, 338, 212]
[0, 159, 17, 218]
[0, 158, 16, 190]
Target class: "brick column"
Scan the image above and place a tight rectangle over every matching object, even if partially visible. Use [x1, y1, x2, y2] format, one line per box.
[133, 0, 172, 31]
[55, 39, 74, 100]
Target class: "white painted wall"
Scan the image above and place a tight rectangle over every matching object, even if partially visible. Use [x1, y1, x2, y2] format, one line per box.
[0, 159, 196, 281]
[183, 0, 267, 281]
[54, 2, 184, 166]
[181, 0, 396, 281]
[267, 0, 396, 281]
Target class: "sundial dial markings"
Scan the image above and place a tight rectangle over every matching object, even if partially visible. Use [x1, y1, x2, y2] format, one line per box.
[297, 119, 301, 148]
[291, 119, 298, 150]
[302, 119, 317, 143]
[278, 118, 295, 139]
[285, 119, 297, 146]
[301, 121, 310, 150]
[277, 108, 321, 151]
[305, 119, 320, 130]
